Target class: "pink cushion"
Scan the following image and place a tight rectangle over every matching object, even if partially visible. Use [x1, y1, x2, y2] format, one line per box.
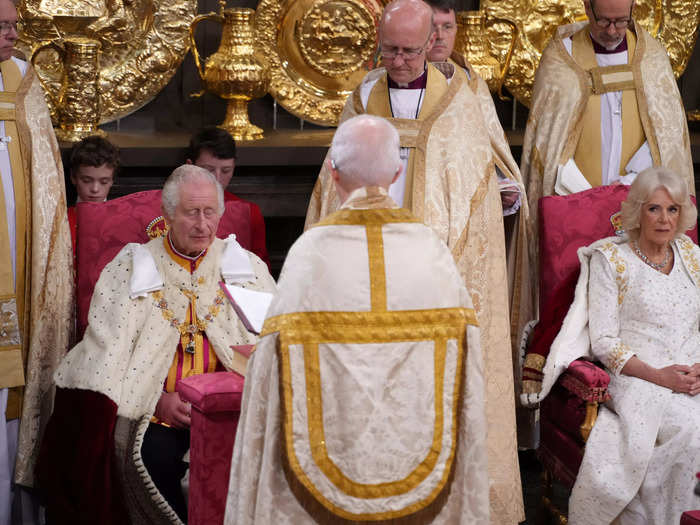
[76, 190, 253, 338]
[559, 360, 611, 403]
[681, 511, 700, 525]
[177, 372, 244, 525]
[176, 371, 245, 414]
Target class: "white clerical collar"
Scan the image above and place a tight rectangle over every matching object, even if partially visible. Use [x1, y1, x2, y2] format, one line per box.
[167, 232, 206, 261]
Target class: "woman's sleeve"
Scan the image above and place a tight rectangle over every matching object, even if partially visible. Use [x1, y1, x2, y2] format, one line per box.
[588, 250, 635, 375]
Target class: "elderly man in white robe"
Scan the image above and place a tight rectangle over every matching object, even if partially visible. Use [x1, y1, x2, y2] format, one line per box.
[306, 1, 527, 521]
[37, 165, 276, 525]
[226, 114, 490, 524]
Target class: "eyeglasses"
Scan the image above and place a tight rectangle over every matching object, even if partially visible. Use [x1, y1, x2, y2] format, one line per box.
[589, 2, 633, 29]
[0, 21, 20, 37]
[380, 35, 431, 61]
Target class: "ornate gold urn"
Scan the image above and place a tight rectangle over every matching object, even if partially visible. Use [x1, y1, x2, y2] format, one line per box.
[190, 4, 270, 141]
[454, 10, 516, 100]
[32, 32, 105, 142]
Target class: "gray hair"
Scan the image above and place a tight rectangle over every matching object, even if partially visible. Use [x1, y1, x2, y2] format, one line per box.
[161, 164, 225, 218]
[621, 166, 697, 239]
[330, 115, 401, 189]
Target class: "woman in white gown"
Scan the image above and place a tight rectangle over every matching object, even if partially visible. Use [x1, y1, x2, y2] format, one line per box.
[568, 167, 700, 524]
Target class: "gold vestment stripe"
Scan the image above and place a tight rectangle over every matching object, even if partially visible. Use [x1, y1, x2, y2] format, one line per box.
[589, 65, 636, 95]
[301, 339, 448, 499]
[262, 308, 479, 340]
[314, 207, 420, 227]
[366, 224, 386, 312]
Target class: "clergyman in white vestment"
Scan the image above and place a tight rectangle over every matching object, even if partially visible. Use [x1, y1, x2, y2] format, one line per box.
[225, 115, 490, 524]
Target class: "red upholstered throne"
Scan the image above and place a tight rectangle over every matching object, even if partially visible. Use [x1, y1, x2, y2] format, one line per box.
[521, 185, 698, 522]
[75, 190, 255, 525]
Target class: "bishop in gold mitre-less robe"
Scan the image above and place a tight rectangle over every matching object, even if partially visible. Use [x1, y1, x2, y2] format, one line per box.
[0, 44, 73, 500]
[228, 185, 490, 524]
[519, 19, 694, 384]
[306, 61, 526, 524]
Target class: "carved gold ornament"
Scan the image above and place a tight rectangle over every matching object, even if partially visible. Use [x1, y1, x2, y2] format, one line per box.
[32, 36, 105, 142]
[190, 6, 270, 141]
[477, 0, 700, 107]
[255, 0, 383, 126]
[18, 0, 197, 124]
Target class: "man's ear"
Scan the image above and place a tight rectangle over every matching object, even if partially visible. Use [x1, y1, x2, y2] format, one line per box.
[391, 165, 401, 185]
[327, 158, 340, 183]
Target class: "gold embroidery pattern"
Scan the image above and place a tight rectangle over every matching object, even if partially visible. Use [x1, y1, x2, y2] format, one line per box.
[678, 238, 700, 284]
[267, 207, 476, 519]
[151, 288, 226, 334]
[0, 297, 20, 346]
[314, 207, 420, 227]
[277, 311, 468, 520]
[605, 342, 630, 374]
[601, 242, 628, 305]
[300, 338, 450, 499]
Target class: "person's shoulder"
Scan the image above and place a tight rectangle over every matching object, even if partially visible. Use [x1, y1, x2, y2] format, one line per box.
[358, 67, 386, 89]
[588, 236, 632, 265]
[634, 25, 672, 60]
[224, 190, 262, 213]
[9, 54, 28, 77]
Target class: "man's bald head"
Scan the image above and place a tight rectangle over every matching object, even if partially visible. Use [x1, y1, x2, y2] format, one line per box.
[379, 0, 436, 85]
[380, 0, 433, 38]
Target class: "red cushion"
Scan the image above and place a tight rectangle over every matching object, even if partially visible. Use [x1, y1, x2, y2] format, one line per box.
[559, 360, 611, 403]
[529, 186, 698, 362]
[76, 190, 253, 338]
[176, 371, 245, 414]
[681, 511, 700, 525]
[180, 372, 243, 525]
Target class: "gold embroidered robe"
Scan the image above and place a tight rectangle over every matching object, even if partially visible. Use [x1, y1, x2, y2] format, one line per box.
[0, 53, 74, 487]
[305, 64, 525, 523]
[227, 187, 490, 524]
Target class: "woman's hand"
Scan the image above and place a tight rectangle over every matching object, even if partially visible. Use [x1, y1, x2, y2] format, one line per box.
[654, 364, 700, 395]
[621, 357, 700, 395]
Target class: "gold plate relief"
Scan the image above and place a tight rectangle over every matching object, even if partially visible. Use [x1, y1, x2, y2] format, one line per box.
[17, 0, 197, 123]
[255, 0, 385, 126]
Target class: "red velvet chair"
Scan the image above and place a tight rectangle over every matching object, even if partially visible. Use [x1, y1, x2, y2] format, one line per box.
[75, 189, 255, 525]
[521, 185, 698, 522]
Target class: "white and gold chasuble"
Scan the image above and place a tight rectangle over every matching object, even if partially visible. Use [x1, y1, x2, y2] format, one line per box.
[227, 188, 490, 524]
[306, 64, 525, 523]
[0, 54, 74, 487]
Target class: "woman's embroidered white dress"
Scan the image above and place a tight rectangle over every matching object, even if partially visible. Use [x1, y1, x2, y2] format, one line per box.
[570, 239, 700, 524]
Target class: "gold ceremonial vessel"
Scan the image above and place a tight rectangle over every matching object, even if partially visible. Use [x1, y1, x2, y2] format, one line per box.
[32, 33, 104, 142]
[18, 0, 197, 123]
[255, 0, 383, 126]
[190, 4, 270, 141]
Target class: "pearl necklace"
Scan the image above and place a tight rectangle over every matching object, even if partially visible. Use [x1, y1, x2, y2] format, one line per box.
[633, 241, 671, 271]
